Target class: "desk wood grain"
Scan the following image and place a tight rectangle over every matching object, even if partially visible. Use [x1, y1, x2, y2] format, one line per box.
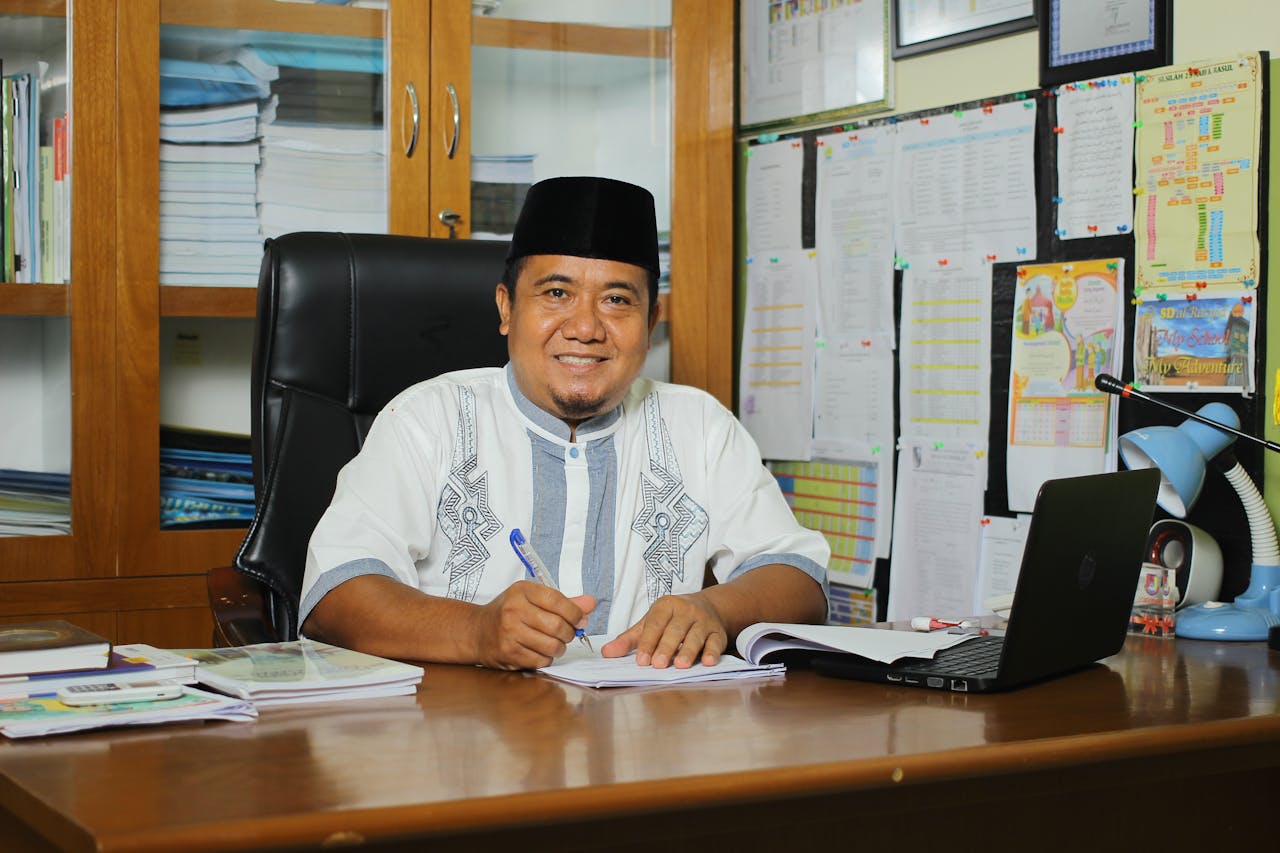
[1, 636, 1278, 852]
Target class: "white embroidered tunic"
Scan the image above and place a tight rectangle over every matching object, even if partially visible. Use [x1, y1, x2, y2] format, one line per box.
[301, 365, 829, 635]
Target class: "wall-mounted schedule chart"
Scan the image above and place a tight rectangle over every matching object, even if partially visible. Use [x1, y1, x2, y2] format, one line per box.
[1134, 53, 1263, 293]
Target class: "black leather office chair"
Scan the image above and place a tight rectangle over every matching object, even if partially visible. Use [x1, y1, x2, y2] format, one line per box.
[208, 232, 510, 646]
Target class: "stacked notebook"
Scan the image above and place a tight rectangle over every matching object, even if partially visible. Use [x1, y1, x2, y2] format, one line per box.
[177, 640, 424, 707]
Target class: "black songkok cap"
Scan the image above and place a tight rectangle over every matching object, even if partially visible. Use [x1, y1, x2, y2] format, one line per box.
[506, 176, 659, 278]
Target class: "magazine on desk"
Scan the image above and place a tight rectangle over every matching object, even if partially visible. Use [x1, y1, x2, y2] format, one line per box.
[174, 639, 425, 707]
[0, 686, 257, 739]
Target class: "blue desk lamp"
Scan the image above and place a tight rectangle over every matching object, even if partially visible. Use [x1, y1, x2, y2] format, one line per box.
[1097, 374, 1280, 641]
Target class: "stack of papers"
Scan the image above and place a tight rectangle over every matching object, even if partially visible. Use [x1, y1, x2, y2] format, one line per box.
[0, 643, 197, 700]
[159, 99, 265, 288]
[0, 687, 256, 739]
[0, 469, 70, 537]
[177, 640, 424, 707]
[537, 639, 785, 689]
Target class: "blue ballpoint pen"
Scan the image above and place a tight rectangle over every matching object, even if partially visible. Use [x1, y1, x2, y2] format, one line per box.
[509, 529, 593, 652]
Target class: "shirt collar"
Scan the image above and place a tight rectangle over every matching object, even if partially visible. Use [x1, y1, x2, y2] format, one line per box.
[504, 363, 623, 443]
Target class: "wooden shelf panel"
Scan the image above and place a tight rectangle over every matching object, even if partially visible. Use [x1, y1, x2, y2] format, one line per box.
[0, 283, 71, 316]
[154, 527, 247, 575]
[160, 0, 382, 37]
[160, 286, 256, 318]
[0, 575, 208, 617]
[156, 3, 665, 58]
[474, 17, 669, 58]
[0, 0, 64, 17]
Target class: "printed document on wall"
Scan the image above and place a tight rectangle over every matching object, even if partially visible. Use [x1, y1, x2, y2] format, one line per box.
[740, 0, 888, 128]
[893, 99, 1037, 264]
[1132, 291, 1257, 393]
[1055, 76, 1135, 240]
[887, 443, 985, 622]
[1006, 259, 1124, 511]
[1134, 54, 1262, 292]
[744, 139, 804, 253]
[897, 262, 992, 447]
[815, 125, 897, 340]
[976, 514, 1031, 615]
[739, 250, 817, 461]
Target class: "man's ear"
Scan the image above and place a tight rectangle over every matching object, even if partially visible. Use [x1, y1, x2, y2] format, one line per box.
[495, 283, 511, 335]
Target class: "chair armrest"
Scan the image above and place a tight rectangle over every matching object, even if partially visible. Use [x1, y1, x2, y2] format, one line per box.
[207, 564, 277, 647]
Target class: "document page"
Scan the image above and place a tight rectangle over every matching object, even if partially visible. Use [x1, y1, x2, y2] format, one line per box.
[739, 250, 818, 461]
[1055, 76, 1135, 240]
[744, 138, 804, 253]
[887, 443, 985, 622]
[538, 639, 784, 689]
[815, 124, 897, 340]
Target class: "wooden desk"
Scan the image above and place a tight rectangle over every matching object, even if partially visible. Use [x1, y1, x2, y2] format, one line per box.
[2, 636, 1278, 852]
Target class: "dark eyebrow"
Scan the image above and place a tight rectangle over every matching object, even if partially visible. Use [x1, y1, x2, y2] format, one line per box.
[602, 280, 643, 299]
[531, 273, 573, 287]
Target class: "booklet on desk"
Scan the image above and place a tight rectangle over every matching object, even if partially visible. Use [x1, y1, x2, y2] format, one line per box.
[0, 686, 257, 739]
[537, 637, 785, 688]
[0, 620, 110, 677]
[735, 623, 978, 666]
[175, 639, 425, 707]
[0, 643, 198, 700]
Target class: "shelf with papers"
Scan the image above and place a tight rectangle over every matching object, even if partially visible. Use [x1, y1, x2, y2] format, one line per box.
[0, 284, 70, 316]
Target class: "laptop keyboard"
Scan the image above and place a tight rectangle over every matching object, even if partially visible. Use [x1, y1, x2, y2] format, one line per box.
[899, 634, 1005, 677]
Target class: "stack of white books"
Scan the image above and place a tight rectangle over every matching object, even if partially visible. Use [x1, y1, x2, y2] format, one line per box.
[256, 96, 386, 239]
[177, 639, 423, 707]
[160, 99, 266, 287]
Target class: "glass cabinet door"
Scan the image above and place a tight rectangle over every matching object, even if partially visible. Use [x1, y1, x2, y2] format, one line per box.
[469, 0, 673, 377]
[116, 0, 392, 574]
[0, 4, 72, 546]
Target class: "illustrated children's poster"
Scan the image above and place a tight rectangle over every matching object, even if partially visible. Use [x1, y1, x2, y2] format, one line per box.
[1006, 259, 1125, 511]
[1132, 291, 1257, 392]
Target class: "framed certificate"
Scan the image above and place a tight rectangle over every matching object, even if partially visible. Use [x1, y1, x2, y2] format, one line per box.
[740, 0, 891, 131]
[1038, 0, 1172, 86]
[892, 0, 1036, 59]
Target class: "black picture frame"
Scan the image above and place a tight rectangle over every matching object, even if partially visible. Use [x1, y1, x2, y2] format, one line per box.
[1038, 0, 1172, 87]
[891, 0, 1036, 60]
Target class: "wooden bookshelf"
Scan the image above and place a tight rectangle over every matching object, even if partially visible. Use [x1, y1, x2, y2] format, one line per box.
[159, 286, 256, 318]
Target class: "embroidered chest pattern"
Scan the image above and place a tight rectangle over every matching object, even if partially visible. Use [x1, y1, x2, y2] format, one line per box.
[631, 394, 708, 603]
[438, 386, 502, 601]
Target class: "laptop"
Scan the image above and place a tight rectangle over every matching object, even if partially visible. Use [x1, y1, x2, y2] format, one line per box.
[812, 468, 1160, 693]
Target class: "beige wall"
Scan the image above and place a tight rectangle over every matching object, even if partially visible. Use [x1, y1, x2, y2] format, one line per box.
[890, 0, 1280, 116]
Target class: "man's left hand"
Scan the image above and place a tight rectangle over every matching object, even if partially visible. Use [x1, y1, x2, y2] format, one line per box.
[599, 593, 728, 668]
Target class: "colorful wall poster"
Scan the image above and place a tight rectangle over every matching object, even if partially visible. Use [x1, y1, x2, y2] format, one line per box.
[1006, 259, 1124, 511]
[1132, 292, 1257, 392]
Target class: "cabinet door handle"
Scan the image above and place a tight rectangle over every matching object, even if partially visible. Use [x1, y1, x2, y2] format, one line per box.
[403, 81, 420, 158]
[438, 209, 463, 239]
[444, 82, 460, 160]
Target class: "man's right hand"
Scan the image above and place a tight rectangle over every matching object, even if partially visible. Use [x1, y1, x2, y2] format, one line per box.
[471, 581, 595, 671]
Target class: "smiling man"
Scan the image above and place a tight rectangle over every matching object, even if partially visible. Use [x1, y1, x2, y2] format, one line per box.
[299, 177, 829, 671]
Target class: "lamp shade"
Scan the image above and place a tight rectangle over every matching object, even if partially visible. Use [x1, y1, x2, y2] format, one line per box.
[1118, 403, 1239, 517]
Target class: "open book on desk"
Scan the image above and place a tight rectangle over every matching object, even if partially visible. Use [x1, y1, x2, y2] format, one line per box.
[735, 623, 978, 666]
[537, 637, 785, 689]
